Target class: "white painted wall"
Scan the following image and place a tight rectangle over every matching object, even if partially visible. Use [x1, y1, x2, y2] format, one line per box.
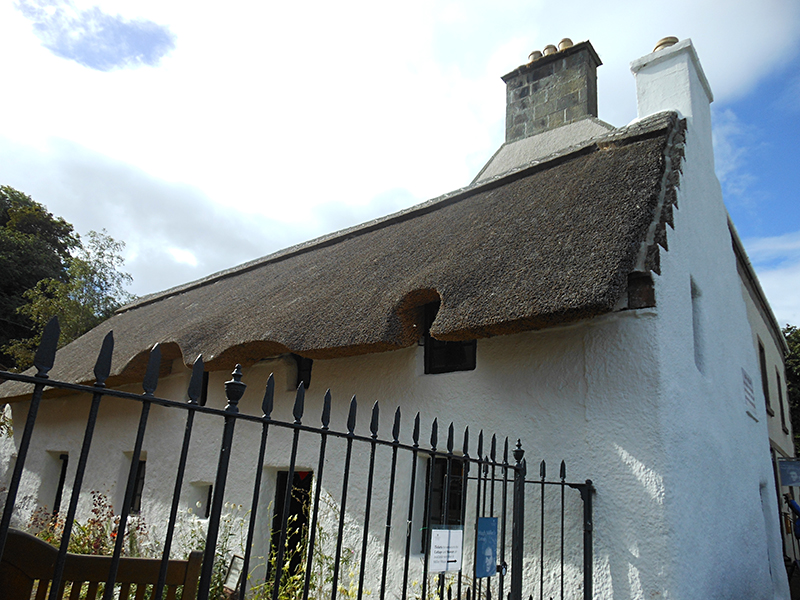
[736, 232, 796, 559]
[6, 310, 671, 599]
[633, 38, 789, 599]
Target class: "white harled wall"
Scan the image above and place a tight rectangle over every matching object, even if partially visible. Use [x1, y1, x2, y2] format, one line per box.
[632, 39, 789, 599]
[6, 311, 676, 598]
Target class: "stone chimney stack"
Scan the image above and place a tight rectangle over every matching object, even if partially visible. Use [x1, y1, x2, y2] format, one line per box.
[502, 40, 602, 143]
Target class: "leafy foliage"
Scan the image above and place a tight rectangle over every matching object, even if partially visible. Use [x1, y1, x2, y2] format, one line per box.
[177, 492, 366, 600]
[0, 186, 78, 368]
[29, 490, 155, 557]
[4, 229, 135, 371]
[784, 325, 800, 455]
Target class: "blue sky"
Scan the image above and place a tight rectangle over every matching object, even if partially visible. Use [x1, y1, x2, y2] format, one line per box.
[715, 47, 800, 324]
[0, 0, 798, 325]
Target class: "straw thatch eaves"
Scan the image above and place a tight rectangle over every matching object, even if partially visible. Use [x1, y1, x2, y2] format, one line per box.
[0, 111, 686, 399]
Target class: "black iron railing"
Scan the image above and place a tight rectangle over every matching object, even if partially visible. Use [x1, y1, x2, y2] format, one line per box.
[0, 317, 595, 599]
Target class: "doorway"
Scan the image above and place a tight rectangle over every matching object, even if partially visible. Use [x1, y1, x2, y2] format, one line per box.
[269, 470, 312, 577]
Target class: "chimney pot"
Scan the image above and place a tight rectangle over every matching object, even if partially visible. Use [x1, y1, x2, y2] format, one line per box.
[653, 36, 679, 53]
[528, 50, 543, 62]
[558, 38, 573, 51]
[543, 44, 557, 56]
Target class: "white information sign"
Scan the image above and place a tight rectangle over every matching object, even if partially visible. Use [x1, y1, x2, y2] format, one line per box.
[429, 528, 463, 573]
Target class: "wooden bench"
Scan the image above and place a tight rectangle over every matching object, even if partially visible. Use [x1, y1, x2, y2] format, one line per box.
[0, 529, 202, 600]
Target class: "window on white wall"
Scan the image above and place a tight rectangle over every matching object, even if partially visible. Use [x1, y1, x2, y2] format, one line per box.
[690, 279, 705, 373]
[53, 453, 68, 518]
[759, 340, 773, 416]
[189, 482, 213, 518]
[126, 460, 146, 515]
[423, 302, 476, 374]
[777, 370, 788, 434]
[421, 457, 465, 551]
[269, 471, 312, 578]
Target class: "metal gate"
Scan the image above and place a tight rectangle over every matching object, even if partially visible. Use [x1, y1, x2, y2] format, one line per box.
[0, 318, 594, 599]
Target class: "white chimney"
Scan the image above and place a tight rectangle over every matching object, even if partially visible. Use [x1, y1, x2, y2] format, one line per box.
[631, 38, 714, 162]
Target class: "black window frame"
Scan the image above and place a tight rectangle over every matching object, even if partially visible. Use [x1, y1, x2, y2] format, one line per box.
[268, 470, 313, 577]
[759, 340, 773, 416]
[53, 453, 69, 518]
[421, 456, 465, 551]
[127, 460, 146, 515]
[777, 369, 789, 434]
[423, 302, 476, 375]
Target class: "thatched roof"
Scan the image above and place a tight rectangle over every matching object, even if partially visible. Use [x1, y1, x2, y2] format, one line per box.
[0, 112, 685, 398]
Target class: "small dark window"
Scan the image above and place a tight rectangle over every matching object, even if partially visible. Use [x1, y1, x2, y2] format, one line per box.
[269, 471, 312, 578]
[691, 279, 704, 373]
[197, 484, 213, 518]
[291, 354, 313, 390]
[128, 460, 146, 514]
[778, 370, 789, 434]
[53, 454, 69, 518]
[759, 341, 773, 415]
[423, 303, 476, 374]
[421, 457, 465, 551]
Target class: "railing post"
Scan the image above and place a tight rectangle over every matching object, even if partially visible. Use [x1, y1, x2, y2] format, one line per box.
[197, 365, 246, 600]
[0, 317, 59, 559]
[581, 480, 594, 600]
[510, 440, 526, 600]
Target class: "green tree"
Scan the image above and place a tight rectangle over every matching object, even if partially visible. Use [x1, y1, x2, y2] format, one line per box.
[0, 186, 78, 368]
[784, 325, 800, 455]
[4, 229, 135, 371]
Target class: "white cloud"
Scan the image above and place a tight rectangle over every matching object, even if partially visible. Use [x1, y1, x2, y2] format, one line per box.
[753, 264, 800, 328]
[1, 0, 799, 299]
[744, 231, 800, 326]
[712, 108, 762, 207]
[167, 248, 198, 267]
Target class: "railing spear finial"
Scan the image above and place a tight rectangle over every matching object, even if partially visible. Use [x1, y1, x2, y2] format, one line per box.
[33, 316, 60, 378]
[370, 401, 380, 438]
[321, 390, 332, 429]
[93, 331, 114, 386]
[447, 422, 454, 454]
[392, 407, 401, 443]
[142, 344, 161, 396]
[347, 396, 357, 434]
[262, 373, 275, 418]
[293, 382, 305, 424]
[187, 356, 204, 404]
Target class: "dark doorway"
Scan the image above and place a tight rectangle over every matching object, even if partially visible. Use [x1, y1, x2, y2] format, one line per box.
[269, 470, 313, 577]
